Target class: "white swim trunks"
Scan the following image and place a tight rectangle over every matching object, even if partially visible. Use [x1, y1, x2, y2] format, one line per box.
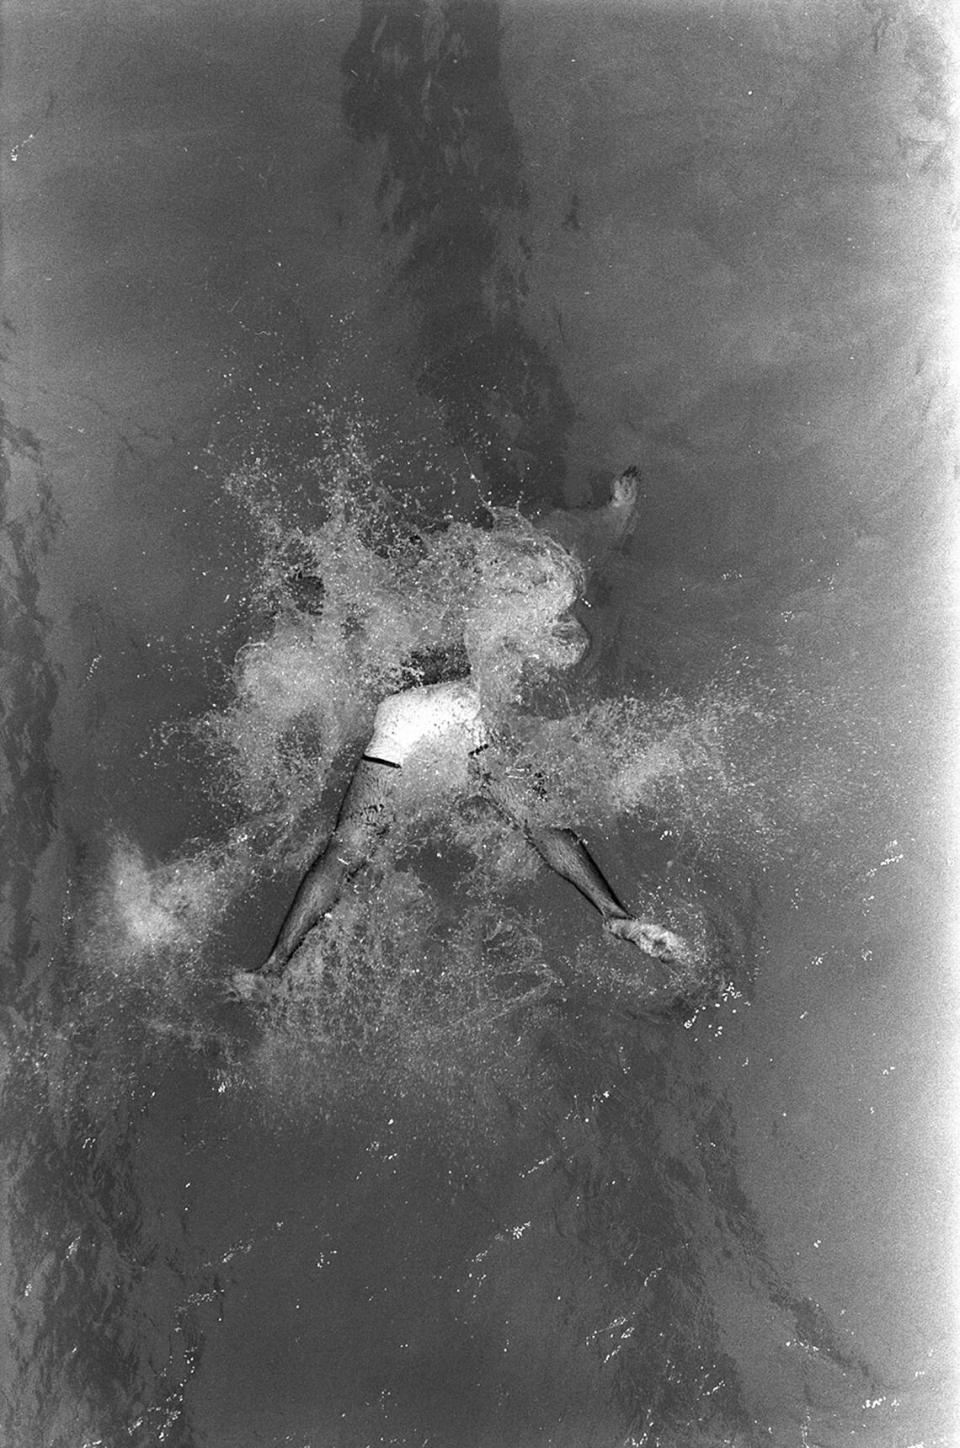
[364, 679, 487, 768]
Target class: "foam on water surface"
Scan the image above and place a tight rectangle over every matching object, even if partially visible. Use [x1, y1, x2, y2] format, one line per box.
[74, 412, 876, 1125]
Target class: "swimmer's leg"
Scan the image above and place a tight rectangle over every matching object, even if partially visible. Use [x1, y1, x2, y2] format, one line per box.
[476, 766, 688, 966]
[522, 823, 628, 921]
[229, 757, 398, 1001]
[526, 825, 688, 965]
[266, 757, 397, 968]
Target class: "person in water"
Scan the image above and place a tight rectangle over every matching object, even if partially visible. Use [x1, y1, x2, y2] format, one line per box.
[230, 467, 693, 1004]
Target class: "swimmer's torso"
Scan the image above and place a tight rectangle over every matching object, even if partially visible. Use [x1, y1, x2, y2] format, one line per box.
[365, 679, 487, 768]
[356, 506, 606, 772]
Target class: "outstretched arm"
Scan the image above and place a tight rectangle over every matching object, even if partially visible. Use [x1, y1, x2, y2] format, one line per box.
[533, 465, 640, 571]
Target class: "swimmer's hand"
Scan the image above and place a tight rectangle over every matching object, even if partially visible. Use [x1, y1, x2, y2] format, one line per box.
[609, 465, 640, 512]
[603, 914, 688, 965]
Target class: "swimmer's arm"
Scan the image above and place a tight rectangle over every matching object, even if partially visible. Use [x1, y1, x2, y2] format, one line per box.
[533, 466, 640, 564]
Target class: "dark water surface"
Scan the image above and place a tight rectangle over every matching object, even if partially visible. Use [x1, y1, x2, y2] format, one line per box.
[2, 1, 958, 1444]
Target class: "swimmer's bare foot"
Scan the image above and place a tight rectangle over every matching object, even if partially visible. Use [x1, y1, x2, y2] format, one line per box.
[603, 913, 688, 965]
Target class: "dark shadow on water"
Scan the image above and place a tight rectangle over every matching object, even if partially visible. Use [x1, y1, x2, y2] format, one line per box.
[342, 0, 573, 503]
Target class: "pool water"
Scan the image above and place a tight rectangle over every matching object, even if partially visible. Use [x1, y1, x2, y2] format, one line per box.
[1, 2, 957, 1445]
